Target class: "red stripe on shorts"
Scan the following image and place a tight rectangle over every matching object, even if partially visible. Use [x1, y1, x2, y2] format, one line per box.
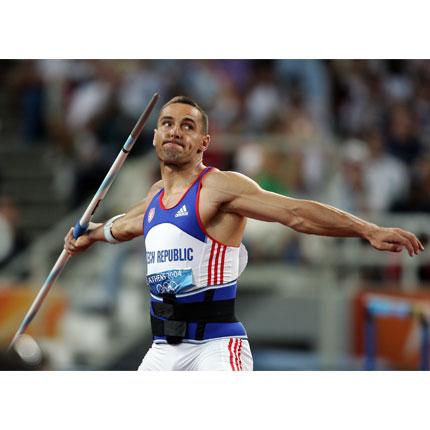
[238, 339, 243, 370]
[228, 338, 236, 370]
[234, 339, 240, 371]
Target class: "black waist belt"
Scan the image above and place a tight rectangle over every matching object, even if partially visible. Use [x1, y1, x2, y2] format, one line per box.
[151, 294, 237, 344]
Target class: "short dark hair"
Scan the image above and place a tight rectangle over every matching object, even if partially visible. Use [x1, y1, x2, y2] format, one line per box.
[160, 96, 209, 134]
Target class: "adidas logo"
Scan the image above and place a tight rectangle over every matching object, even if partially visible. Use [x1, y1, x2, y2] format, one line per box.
[175, 204, 189, 218]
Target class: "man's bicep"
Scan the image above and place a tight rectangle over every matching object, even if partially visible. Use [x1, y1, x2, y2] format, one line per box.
[112, 213, 144, 240]
[222, 173, 295, 223]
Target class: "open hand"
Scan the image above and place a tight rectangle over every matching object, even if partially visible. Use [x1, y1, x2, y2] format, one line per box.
[366, 226, 424, 257]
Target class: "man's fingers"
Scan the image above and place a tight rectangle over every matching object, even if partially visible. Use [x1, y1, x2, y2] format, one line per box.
[395, 229, 423, 255]
[398, 238, 414, 256]
[410, 233, 423, 253]
[379, 233, 412, 256]
[64, 227, 76, 255]
[371, 227, 424, 256]
[377, 235, 412, 255]
[377, 242, 403, 253]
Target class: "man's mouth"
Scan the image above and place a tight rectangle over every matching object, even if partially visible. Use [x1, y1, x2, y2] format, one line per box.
[163, 140, 184, 148]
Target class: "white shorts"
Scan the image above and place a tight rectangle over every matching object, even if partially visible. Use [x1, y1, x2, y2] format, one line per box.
[138, 337, 253, 371]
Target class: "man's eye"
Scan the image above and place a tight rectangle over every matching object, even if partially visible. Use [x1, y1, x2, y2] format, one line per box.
[162, 121, 172, 127]
[183, 123, 194, 130]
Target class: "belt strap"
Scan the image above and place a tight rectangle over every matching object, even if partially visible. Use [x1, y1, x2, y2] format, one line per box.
[195, 289, 215, 340]
[151, 296, 237, 344]
[151, 298, 237, 322]
[151, 317, 187, 344]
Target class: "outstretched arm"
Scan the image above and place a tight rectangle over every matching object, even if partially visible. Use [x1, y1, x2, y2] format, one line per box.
[208, 171, 424, 256]
[64, 180, 162, 256]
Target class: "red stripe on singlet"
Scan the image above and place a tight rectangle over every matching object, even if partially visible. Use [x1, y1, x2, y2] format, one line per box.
[207, 241, 216, 285]
[214, 243, 222, 285]
[228, 338, 236, 371]
[220, 245, 227, 285]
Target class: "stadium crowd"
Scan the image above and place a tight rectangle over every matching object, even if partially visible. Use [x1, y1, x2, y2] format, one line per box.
[1, 60, 429, 212]
[1, 60, 430, 276]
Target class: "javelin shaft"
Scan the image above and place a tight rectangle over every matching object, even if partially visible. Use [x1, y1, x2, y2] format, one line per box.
[8, 250, 70, 350]
[74, 92, 160, 238]
[8, 93, 159, 351]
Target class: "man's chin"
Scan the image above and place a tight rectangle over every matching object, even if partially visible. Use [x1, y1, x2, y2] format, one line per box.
[161, 154, 186, 167]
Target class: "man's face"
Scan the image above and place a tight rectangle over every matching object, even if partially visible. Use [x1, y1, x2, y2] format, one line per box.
[154, 103, 209, 166]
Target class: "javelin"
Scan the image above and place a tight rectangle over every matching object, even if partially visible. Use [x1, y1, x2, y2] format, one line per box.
[8, 92, 160, 352]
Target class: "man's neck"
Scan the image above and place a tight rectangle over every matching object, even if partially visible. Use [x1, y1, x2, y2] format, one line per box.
[161, 161, 206, 194]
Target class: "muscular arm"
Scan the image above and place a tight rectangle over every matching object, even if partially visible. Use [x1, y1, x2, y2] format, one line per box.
[206, 171, 423, 256]
[64, 180, 163, 255]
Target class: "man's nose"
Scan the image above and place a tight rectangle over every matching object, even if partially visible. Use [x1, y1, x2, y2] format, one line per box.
[169, 124, 181, 138]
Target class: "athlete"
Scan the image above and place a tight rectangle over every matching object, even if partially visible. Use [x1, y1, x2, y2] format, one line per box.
[64, 96, 424, 371]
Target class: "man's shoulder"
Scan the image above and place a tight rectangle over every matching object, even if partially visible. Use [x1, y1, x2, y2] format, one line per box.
[202, 169, 256, 198]
[204, 168, 249, 187]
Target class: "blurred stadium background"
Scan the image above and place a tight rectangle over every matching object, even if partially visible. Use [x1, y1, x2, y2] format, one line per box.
[1, 59, 430, 370]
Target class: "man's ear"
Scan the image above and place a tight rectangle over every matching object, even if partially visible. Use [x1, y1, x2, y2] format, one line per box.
[153, 129, 157, 147]
[197, 135, 210, 153]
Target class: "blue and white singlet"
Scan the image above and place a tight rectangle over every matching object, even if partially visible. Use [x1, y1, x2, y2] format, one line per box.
[143, 167, 248, 343]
